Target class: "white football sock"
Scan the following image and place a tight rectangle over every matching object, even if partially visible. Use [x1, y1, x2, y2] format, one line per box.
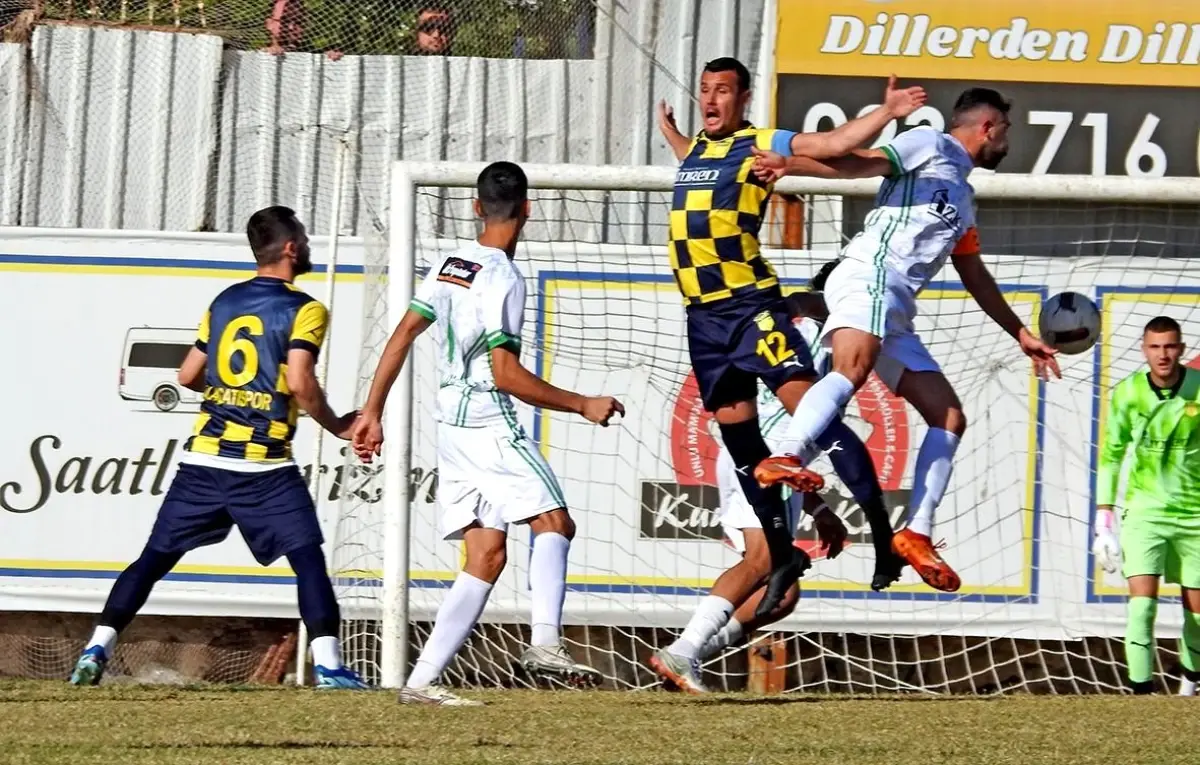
[404, 572, 493, 689]
[1180, 677, 1197, 697]
[775, 372, 857, 461]
[668, 596, 734, 661]
[529, 532, 571, 646]
[85, 626, 118, 656]
[310, 636, 341, 669]
[907, 428, 960, 538]
[699, 618, 744, 660]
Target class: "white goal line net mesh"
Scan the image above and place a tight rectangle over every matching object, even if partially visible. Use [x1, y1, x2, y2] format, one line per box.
[329, 164, 1200, 694]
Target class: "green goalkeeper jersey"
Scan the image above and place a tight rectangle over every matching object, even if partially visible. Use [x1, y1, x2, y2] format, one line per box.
[1097, 366, 1200, 516]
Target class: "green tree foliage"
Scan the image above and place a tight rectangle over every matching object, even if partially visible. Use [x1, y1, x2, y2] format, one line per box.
[39, 0, 595, 59]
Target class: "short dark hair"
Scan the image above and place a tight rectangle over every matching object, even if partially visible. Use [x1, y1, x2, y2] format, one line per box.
[246, 206, 304, 266]
[1144, 315, 1182, 336]
[950, 87, 1011, 128]
[784, 292, 826, 322]
[703, 57, 751, 92]
[808, 258, 841, 293]
[476, 161, 528, 220]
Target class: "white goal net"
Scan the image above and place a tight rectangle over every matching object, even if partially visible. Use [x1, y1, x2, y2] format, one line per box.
[331, 162, 1200, 694]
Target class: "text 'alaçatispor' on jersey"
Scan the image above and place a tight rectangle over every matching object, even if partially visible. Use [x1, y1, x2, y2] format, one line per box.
[668, 125, 796, 307]
[409, 245, 527, 429]
[186, 276, 329, 463]
[1098, 367, 1200, 517]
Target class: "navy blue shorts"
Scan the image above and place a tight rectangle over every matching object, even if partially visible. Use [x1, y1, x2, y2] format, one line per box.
[147, 463, 323, 566]
[686, 289, 816, 412]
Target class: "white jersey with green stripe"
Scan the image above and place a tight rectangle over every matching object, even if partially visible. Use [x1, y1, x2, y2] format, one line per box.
[840, 126, 976, 295]
[409, 244, 526, 429]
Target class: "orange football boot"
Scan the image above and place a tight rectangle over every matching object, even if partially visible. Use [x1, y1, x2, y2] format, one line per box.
[891, 528, 961, 592]
[753, 456, 825, 493]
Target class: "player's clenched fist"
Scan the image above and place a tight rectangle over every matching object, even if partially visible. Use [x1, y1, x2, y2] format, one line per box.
[812, 506, 848, 560]
[749, 146, 787, 184]
[581, 396, 625, 426]
[351, 413, 384, 463]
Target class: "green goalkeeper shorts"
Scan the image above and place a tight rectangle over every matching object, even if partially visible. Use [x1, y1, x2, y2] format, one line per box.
[1121, 511, 1200, 588]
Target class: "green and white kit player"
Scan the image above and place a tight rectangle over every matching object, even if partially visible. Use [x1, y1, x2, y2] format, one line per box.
[1095, 315, 1200, 696]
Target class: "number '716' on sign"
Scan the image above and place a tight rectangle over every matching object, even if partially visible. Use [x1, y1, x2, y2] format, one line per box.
[1027, 111, 1171, 177]
[793, 93, 1200, 178]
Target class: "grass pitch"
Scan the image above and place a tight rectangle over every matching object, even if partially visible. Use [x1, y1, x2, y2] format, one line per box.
[3, 680, 1198, 765]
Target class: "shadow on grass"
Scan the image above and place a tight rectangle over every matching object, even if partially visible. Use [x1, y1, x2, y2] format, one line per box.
[623, 693, 1000, 706]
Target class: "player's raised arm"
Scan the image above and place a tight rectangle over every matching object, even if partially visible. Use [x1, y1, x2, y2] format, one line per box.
[657, 100, 692, 161]
[753, 118, 942, 183]
[284, 300, 358, 439]
[752, 148, 894, 182]
[951, 241, 1060, 381]
[484, 269, 623, 426]
[788, 75, 927, 160]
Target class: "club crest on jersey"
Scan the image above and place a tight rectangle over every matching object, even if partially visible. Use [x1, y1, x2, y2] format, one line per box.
[930, 189, 961, 229]
[437, 258, 482, 288]
[1185, 402, 1199, 417]
[754, 311, 775, 332]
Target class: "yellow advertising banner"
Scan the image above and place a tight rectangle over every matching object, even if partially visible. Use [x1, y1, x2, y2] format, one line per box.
[776, 1, 1200, 88]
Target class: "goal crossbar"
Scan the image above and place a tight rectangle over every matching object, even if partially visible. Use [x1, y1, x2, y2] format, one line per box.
[392, 161, 1200, 203]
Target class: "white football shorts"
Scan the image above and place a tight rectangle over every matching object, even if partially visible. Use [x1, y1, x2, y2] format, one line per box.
[819, 257, 941, 392]
[436, 422, 566, 540]
[715, 435, 804, 555]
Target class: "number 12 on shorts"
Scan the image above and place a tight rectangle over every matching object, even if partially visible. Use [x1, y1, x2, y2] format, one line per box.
[756, 331, 794, 367]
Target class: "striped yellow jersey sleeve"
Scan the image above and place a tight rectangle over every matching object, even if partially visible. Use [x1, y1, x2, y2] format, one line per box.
[196, 309, 211, 353]
[289, 300, 329, 357]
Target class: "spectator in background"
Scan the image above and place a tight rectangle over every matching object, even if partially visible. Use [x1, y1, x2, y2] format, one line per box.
[264, 0, 304, 56]
[265, 0, 344, 60]
[264, 0, 453, 59]
[413, 3, 454, 55]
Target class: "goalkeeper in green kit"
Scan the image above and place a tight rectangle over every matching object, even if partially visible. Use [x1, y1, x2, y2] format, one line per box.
[1095, 316, 1200, 696]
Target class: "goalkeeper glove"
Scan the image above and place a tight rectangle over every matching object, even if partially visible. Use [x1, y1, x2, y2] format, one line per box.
[1092, 508, 1121, 574]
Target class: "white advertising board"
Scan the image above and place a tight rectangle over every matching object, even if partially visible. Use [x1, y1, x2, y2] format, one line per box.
[0, 229, 371, 619]
[0, 229, 1189, 640]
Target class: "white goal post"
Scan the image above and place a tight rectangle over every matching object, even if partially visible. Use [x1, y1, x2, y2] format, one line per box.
[341, 161, 1200, 692]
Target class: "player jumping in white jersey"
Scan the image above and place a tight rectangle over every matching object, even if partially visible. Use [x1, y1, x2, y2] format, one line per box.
[352, 162, 624, 706]
[749, 88, 1061, 592]
[651, 268, 906, 693]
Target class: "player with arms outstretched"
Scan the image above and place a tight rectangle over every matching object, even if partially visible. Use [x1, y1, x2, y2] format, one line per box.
[70, 207, 366, 689]
[749, 88, 1061, 592]
[651, 264, 904, 693]
[657, 56, 927, 616]
[1094, 316, 1200, 696]
[352, 162, 623, 706]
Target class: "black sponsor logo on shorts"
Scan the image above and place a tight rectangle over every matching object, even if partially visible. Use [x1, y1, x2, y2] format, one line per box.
[437, 258, 483, 288]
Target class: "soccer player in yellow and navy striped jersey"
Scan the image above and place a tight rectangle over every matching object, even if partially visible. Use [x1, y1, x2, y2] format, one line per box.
[186, 261, 328, 462]
[650, 58, 927, 653]
[69, 207, 367, 690]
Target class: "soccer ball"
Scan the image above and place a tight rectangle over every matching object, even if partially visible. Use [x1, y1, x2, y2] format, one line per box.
[1038, 291, 1100, 355]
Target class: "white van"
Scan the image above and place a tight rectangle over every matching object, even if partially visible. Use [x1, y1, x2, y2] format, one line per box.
[119, 328, 203, 412]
